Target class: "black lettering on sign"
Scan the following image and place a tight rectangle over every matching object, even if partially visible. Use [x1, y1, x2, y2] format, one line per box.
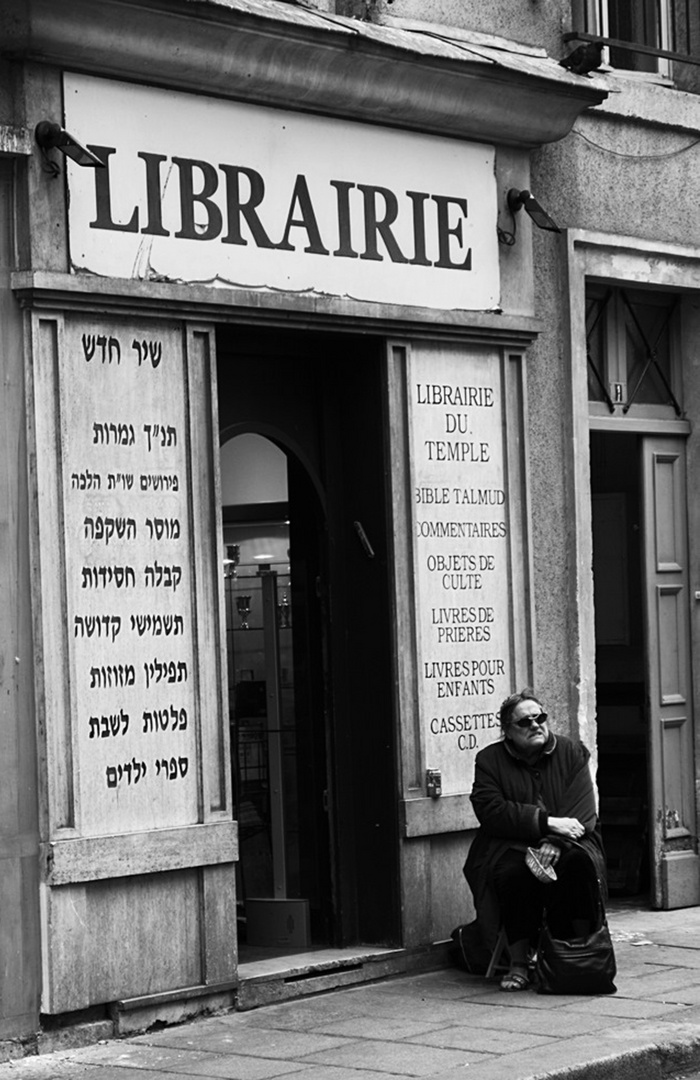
[87, 149, 476, 272]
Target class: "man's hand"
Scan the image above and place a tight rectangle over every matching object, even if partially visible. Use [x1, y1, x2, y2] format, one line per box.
[547, 816, 585, 841]
[537, 841, 561, 869]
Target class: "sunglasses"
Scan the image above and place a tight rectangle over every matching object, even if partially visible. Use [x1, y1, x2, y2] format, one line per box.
[512, 711, 548, 729]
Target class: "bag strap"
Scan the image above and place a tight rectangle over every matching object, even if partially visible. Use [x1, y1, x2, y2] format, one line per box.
[554, 840, 609, 930]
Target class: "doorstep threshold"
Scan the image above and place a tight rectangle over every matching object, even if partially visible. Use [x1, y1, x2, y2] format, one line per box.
[238, 945, 402, 985]
[235, 940, 451, 1009]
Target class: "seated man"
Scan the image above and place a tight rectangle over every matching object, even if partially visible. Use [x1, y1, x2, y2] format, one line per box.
[464, 688, 607, 991]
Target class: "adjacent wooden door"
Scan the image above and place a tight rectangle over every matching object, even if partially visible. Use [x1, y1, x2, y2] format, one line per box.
[641, 436, 700, 908]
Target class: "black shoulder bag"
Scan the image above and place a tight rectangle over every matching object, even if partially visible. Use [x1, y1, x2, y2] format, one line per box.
[535, 859, 617, 995]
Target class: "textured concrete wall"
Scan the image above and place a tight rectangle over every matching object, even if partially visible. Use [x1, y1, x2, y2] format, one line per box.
[525, 85, 700, 743]
[366, 0, 572, 54]
[534, 111, 700, 248]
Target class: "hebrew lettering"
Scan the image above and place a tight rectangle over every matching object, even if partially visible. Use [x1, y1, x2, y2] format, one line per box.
[84, 516, 138, 544]
[81, 565, 137, 590]
[89, 664, 136, 689]
[143, 423, 178, 452]
[74, 614, 122, 642]
[71, 470, 102, 491]
[143, 658, 188, 689]
[107, 472, 134, 491]
[61, 316, 197, 831]
[88, 708, 130, 738]
[130, 613, 185, 637]
[155, 756, 189, 780]
[132, 338, 163, 369]
[142, 705, 188, 733]
[143, 562, 183, 591]
[145, 517, 180, 541]
[105, 758, 148, 788]
[92, 421, 136, 446]
[139, 472, 179, 492]
[82, 334, 122, 365]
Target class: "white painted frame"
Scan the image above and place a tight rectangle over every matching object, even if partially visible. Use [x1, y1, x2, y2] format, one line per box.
[564, 226, 699, 795]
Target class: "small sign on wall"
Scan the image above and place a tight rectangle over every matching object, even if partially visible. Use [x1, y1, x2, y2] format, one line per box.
[63, 74, 500, 311]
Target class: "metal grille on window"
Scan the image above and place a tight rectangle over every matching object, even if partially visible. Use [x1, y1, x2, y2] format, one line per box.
[569, 0, 698, 76]
[586, 289, 613, 407]
[586, 285, 682, 415]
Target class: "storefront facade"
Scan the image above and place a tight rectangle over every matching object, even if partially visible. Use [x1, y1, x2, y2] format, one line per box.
[6, 0, 699, 1051]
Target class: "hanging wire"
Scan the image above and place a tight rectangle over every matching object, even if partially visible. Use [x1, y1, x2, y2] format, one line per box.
[497, 203, 517, 246]
[572, 126, 700, 161]
[38, 143, 60, 178]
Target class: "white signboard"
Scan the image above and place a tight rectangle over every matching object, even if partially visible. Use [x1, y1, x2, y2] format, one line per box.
[409, 347, 513, 795]
[63, 74, 499, 311]
[62, 315, 198, 834]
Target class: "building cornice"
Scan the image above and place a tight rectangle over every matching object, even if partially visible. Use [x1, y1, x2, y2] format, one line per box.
[2, 0, 607, 149]
[11, 270, 544, 346]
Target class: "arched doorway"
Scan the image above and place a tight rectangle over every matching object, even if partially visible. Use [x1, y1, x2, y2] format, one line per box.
[220, 431, 331, 952]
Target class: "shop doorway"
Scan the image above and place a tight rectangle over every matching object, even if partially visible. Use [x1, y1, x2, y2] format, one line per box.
[591, 431, 697, 909]
[217, 326, 400, 958]
[591, 432, 649, 899]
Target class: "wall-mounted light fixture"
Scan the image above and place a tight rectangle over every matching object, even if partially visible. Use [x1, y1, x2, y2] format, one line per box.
[34, 120, 105, 176]
[507, 189, 560, 233]
[498, 187, 561, 245]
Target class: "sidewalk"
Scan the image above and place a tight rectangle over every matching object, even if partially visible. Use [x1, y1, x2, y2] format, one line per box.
[3, 901, 700, 1080]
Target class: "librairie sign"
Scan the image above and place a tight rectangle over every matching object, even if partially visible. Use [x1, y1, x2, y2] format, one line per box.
[63, 74, 499, 311]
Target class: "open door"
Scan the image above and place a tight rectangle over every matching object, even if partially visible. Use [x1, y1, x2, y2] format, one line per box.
[641, 435, 700, 908]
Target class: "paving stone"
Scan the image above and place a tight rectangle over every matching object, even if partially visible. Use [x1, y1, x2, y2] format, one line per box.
[296, 1016, 446, 1041]
[0, 1067, 175, 1080]
[69, 1042, 310, 1079]
[267, 1068, 411, 1080]
[295, 991, 479, 1025]
[360, 978, 486, 1003]
[609, 948, 668, 974]
[614, 968, 700, 1000]
[556, 994, 691, 1018]
[644, 946, 700, 969]
[404, 1024, 558, 1054]
[137, 1018, 257, 1046]
[429, 1002, 622, 1038]
[650, 984, 700, 1007]
[0, 1062, 109, 1080]
[456, 987, 584, 1009]
[138, 1055, 309, 1078]
[54, 1042, 216, 1070]
[295, 1037, 488, 1076]
[241, 999, 386, 1031]
[137, 1018, 293, 1046]
[420, 1027, 669, 1080]
[141, 1027, 355, 1059]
